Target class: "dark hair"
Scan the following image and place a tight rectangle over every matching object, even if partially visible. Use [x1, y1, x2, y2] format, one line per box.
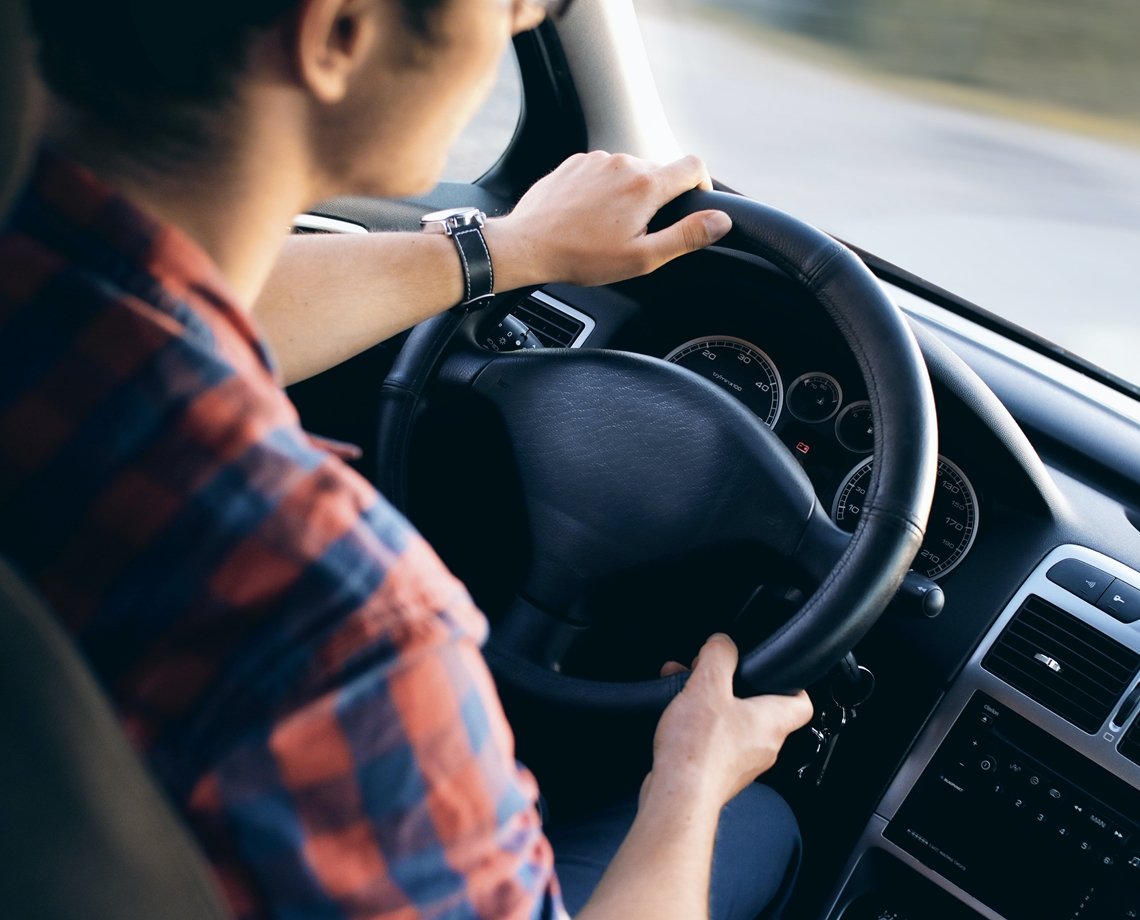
[25, 0, 447, 160]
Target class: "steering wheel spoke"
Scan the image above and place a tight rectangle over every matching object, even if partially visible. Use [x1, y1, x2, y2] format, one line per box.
[792, 503, 853, 584]
[493, 593, 590, 670]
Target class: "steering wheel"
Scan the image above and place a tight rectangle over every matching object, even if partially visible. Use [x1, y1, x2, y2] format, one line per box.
[377, 190, 937, 713]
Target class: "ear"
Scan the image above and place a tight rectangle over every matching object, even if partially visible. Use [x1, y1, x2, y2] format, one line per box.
[294, 0, 377, 105]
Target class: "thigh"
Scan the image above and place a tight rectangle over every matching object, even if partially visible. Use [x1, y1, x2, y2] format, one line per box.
[548, 783, 801, 920]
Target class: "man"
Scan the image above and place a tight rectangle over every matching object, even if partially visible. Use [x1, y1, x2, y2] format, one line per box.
[0, 1, 813, 917]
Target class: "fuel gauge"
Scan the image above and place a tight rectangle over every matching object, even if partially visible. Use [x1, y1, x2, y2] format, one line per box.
[835, 401, 874, 453]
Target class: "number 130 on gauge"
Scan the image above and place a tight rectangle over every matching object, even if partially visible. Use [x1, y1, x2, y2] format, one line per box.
[832, 455, 979, 580]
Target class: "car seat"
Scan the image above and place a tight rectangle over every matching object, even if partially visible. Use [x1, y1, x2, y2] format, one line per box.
[0, 558, 233, 919]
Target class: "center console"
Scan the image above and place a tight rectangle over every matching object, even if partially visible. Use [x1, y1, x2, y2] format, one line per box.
[824, 546, 1140, 920]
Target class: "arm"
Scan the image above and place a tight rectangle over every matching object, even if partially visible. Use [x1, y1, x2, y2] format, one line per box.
[255, 152, 733, 385]
[575, 635, 813, 920]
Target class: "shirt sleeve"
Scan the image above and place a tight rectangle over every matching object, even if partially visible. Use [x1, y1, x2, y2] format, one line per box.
[156, 410, 567, 920]
[183, 529, 566, 920]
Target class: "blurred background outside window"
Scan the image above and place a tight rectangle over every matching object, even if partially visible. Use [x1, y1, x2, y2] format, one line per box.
[635, 0, 1140, 385]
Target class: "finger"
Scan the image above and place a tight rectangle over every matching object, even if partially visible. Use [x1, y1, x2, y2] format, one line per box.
[689, 632, 739, 692]
[642, 209, 732, 267]
[660, 660, 690, 678]
[654, 154, 714, 197]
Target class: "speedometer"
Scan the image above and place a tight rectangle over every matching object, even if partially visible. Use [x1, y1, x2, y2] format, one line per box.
[832, 455, 979, 580]
[664, 336, 783, 427]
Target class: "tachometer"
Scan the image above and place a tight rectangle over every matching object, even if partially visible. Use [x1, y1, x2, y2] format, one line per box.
[664, 336, 783, 427]
[832, 455, 979, 580]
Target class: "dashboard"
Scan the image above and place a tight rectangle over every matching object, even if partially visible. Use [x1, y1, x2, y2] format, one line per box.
[295, 207, 1140, 920]
[459, 243, 1140, 920]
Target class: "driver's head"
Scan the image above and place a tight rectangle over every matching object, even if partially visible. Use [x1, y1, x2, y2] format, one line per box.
[23, 0, 548, 198]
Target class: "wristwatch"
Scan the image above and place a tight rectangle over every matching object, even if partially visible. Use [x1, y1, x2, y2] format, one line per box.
[421, 206, 494, 308]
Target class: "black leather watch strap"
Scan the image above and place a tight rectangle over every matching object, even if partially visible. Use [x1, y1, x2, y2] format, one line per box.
[452, 225, 494, 306]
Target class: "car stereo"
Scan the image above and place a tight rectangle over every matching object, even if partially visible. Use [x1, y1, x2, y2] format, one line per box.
[884, 692, 1140, 919]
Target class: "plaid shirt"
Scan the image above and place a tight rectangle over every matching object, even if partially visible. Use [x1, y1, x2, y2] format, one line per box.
[0, 152, 564, 920]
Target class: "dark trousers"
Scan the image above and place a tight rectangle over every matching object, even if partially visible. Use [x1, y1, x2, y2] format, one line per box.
[547, 783, 801, 919]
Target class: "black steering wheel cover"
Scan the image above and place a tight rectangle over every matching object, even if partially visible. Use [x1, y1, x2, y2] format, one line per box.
[375, 309, 467, 508]
[653, 191, 937, 693]
[377, 190, 937, 709]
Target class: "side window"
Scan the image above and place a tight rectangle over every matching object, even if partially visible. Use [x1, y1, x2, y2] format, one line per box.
[442, 50, 523, 182]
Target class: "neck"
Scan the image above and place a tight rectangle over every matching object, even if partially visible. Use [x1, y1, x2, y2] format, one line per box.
[50, 93, 314, 312]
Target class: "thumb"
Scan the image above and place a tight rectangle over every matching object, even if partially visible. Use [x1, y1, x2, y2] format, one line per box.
[645, 210, 732, 265]
[689, 632, 739, 693]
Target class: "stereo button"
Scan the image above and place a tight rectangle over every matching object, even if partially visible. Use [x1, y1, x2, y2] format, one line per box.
[1097, 579, 1140, 623]
[1047, 558, 1113, 602]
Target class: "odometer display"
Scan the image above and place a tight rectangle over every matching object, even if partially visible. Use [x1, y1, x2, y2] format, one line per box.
[832, 455, 979, 580]
[665, 336, 783, 427]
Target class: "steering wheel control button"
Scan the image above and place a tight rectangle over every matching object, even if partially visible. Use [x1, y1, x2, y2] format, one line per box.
[1047, 558, 1114, 603]
[834, 400, 873, 452]
[894, 571, 946, 618]
[1097, 578, 1140, 623]
[786, 372, 842, 423]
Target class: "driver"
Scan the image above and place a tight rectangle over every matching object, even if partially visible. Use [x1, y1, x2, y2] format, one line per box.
[0, 1, 813, 918]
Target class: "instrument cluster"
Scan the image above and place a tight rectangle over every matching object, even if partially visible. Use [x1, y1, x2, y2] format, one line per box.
[664, 334, 979, 580]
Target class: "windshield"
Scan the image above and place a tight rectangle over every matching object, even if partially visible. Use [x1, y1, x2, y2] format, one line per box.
[634, 0, 1140, 388]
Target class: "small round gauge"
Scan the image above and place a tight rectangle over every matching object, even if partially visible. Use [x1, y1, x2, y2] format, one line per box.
[835, 401, 874, 453]
[664, 336, 783, 427]
[832, 455, 980, 580]
[787, 373, 843, 423]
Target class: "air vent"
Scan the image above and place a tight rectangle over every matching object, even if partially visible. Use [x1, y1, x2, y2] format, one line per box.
[512, 293, 589, 348]
[1122, 721, 1140, 767]
[983, 595, 1140, 732]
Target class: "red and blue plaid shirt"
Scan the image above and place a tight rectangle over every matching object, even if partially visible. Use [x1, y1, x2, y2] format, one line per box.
[0, 152, 564, 920]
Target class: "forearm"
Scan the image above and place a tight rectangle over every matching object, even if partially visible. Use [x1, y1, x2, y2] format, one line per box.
[254, 152, 731, 385]
[253, 230, 457, 385]
[574, 777, 720, 920]
[254, 221, 543, 385]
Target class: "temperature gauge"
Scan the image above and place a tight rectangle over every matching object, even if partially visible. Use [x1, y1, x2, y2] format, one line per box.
[787, 373, 843, 423]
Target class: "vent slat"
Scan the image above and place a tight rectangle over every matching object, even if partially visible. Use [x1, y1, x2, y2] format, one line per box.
[983, 595, 1140, 733]
[1012, 612, 1138, 676]
[514, 298, 584, 348]
[998, 631, 1127, 698]
[984, 649, 1109, 726]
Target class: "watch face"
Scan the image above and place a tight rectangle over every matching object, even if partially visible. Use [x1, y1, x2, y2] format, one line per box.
[421, 206, 485, 230]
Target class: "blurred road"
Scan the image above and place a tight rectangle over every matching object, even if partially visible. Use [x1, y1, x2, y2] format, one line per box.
[635, 8, 1140, 383]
